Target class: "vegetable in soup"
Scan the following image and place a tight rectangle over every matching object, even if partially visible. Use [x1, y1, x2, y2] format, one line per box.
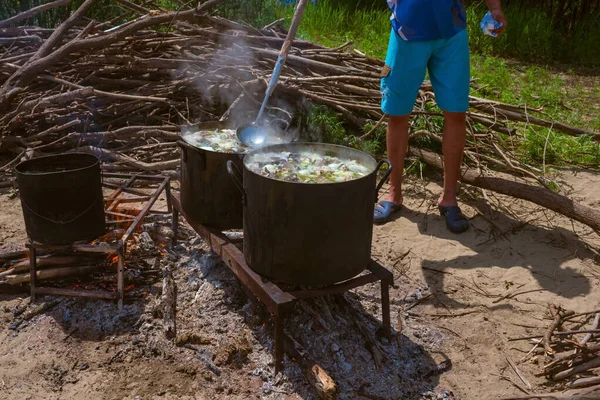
[246, 151, 370, 183]
[183, 129, 249, 153]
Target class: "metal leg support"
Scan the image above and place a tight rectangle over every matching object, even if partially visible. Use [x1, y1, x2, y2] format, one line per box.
[117, 248, 124, 311]
[29, 245, 37, 302]
[165, 181, 172, 213]
[381, 280, 391, 338]
[274, 310, 285, 375]
[172, 207, 179, 248]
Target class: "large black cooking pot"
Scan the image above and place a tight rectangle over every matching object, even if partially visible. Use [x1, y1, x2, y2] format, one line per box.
[179, 121, 245, 230]
[227, 143, 391, 287]
[15, 153, 106, 245]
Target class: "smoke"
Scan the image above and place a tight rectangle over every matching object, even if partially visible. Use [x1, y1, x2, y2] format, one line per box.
[173, 27, 297, 137]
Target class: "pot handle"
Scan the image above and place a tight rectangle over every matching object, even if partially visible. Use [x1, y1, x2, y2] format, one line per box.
[374, 158, 392, 197]
[226, 160, 246, 204]
[177, 140, 205, 170]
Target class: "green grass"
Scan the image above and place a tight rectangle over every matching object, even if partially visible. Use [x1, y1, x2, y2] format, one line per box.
[466, 1, 600, 68]
[238, 0, 599, 167]
[297, 104, 385, 155]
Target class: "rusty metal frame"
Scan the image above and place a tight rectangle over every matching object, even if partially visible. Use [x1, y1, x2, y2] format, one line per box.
[27, 172, 171, 311]
[170, 192, 392, 374]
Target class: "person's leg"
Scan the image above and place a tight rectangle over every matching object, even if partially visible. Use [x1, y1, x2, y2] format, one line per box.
[439, 111, 466, 207]
[427, 29, 470, 232]
[375, 29, 431, 222]
[385, 114, 409, 204]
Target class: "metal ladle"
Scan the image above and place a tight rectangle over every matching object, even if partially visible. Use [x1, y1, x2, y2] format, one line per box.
[236, 0, 309, 148]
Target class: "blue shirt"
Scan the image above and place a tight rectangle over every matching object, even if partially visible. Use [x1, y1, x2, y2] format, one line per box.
[387, 0, 467, 41]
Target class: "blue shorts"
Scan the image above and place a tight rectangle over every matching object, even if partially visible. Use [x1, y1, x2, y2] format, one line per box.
[380, 29, 470, 116]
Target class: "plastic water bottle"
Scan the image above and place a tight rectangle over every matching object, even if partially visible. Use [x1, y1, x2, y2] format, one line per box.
[480, 11, 503, 37]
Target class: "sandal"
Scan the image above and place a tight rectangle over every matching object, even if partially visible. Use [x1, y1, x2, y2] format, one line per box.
[438, 204, 469, 234]
[374, 201, 402, 224]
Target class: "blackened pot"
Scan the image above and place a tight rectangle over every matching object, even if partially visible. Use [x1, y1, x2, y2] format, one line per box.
[228, 142, 391, 287]
[179, 121, 244, 230]
[15, 153, 106, 245]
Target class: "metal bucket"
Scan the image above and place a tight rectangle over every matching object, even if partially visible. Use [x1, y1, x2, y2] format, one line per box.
[15, 153, 106, 245]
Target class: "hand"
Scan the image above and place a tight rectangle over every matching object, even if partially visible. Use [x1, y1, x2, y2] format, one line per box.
[490, 8, 507, 36]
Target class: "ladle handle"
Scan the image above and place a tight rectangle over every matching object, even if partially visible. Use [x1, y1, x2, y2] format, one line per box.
[226, 160, 246, 205]
[375, 158, 392, 198]
[279, 0, 310, 58]
[256, 0, 309, 122]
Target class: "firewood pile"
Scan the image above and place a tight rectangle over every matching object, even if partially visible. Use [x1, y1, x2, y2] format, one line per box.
[500, 304, 600, 400]
[1, 0, 600, 235]
[0, 5, 600, 222]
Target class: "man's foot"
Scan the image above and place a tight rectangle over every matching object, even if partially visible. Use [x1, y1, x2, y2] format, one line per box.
[374, 201, 402, 224]
[438, 204, 469, 233]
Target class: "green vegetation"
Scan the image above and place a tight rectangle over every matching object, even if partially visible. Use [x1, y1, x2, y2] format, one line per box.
[2, 0, 598, 167]
[296, 105, 384, 155]
[225, 0, 598, 167]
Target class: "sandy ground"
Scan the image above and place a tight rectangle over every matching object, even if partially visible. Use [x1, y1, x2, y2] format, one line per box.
[0, 168, 599, 400]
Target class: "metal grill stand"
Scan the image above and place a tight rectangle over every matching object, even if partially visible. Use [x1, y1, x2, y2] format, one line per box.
[28, 172, 171, 310]
[170, 192, 392, 374]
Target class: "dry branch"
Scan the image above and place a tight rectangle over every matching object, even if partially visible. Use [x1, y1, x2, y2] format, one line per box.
[0, 2, 598, 244]
[472, 104, 600, 140]
[0, 0, 71, 29]
[0, 0, 225, 109]
[161, 265, 177, 339]
[410, 147, 600, 233]
[3, 255, 96, 275]
[6, 265, 104, 284]
[284, 332, 337, 400]
[552, 357, 600, 380]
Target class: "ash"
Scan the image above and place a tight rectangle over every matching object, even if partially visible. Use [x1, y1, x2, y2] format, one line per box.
[0, 222, 457, 399]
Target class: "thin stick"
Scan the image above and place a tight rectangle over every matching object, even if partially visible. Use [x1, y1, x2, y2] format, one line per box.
[552, 356, 600, 380]
[359, 114, 386, 141]
[0, 0, 71, 29]
[581, 313, 600, 346]
[544, 304, 565, 356]
[504, 352, 532, 390]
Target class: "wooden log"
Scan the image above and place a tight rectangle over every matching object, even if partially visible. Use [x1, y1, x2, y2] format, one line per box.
[0, 0, 226, 109]
[567, 376, 600, 389]
[35, 287, 118, 299]
[472, 104, 600, 141]
[0, 36, 43, 45]
[5, 255, 101, 275]
[75, 146, 179, 171]
[284, 332, 337, 400]
[0, 250, 27, 261]
[161, 265, 177, 339]
[409, 147, 600, 233]
[581, 313, 600, 346]
[0, 0, 71, 29]
[115, 0, 150, 14]
[20, 87, 94, 111]
[335, 294, 384, 370]
[552, 356, 600, 381]
[5, 265, 104, 284]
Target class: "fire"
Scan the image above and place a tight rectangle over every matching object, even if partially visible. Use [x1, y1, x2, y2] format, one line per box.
[110, 207, 143, 231]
